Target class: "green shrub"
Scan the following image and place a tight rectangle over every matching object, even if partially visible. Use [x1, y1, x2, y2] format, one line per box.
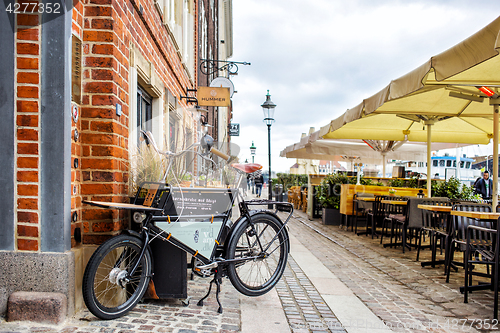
[424, 177, 479, 200]
[273, 173, 309, 191]
[315, 173, 355, 209]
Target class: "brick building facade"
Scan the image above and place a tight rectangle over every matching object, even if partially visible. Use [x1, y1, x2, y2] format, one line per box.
[0, 0, 233, 318]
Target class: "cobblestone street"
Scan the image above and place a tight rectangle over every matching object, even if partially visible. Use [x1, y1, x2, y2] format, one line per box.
[1, 207, 499, 332]
[285, 211, 496, 332]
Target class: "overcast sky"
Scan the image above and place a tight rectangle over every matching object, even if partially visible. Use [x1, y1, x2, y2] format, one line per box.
[226, 0, 499, 173]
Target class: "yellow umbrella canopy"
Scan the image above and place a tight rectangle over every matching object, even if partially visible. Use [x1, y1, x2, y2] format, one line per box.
[320, 15, 500, 202]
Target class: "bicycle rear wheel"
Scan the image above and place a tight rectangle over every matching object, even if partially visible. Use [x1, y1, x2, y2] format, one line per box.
[82, 234, 152, 320]
[226, 213, 289, 296]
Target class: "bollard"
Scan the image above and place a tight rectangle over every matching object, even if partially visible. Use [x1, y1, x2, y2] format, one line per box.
[274, 184, 284, 201]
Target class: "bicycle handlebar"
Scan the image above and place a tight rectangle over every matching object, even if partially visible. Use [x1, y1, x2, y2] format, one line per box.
[140, 129, 230, 163]
[210, 147, 230, 161]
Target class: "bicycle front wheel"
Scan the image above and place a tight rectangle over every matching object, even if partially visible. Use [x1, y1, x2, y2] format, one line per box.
[82, 234, 152, 320]
[226, 213, 289, 296]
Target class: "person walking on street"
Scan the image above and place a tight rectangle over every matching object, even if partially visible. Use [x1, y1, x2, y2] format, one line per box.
[475, 170, 494, 200]
[254, 171, 264, 198]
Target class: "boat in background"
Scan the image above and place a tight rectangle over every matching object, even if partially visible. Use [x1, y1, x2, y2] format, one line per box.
[396, 155, 481, 185]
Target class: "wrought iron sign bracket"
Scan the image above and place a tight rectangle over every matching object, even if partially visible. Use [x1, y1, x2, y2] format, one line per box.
[180, 89, 198, 105]
[200, 59, 251, 76]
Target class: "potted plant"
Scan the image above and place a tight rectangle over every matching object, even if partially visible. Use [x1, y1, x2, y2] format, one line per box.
[316, 173, 348, 225]
[128, 145, 167, 197]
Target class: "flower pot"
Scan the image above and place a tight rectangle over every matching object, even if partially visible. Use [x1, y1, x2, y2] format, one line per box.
[322, 208, 341, 226]
[180, 180, 191, 187]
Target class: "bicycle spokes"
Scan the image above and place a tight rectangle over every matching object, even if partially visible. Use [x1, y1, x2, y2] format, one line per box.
[92, 245, 145, 308]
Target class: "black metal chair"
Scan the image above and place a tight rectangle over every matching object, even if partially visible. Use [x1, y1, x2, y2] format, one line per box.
[380, 196, 409, 252]
[416, 200, 452, 267]
[353, 192, 374, 235]
[462, 205, 500, 318]
[463, 215, 496, 303]
[366, 195, 389, 239]
[445, 203, 492, 283]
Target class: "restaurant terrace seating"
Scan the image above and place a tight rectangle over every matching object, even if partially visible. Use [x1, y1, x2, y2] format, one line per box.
[352, 192, 375, 235]
[445, 203, 492, 283]
[380, 196, 409, 252]
[415, 199, 452, 267]
[301, 188, 308, 212]
[288, 186, 301, 209]
[365, 195, 390, 239]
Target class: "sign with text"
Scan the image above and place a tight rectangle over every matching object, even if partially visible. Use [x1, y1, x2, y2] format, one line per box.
[197, 87, 230, 107]
[228, 123, 240, 136]
[156, 188, 236, 259]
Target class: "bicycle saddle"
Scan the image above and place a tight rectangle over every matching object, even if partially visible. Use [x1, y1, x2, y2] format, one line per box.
[231, 163, 263, 174]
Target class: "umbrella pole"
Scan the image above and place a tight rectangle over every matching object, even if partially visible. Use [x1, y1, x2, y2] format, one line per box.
[382, 153, 386, 178]
[493, 104, 499, 208]
[426, 122, 433, 198]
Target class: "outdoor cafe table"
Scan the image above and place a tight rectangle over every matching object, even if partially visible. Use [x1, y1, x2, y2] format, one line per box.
[449, 211, 500, 220]
[417, 204, 452, 213]
[417, 204, 453, 268]
[357, 197, 375, 202]
[449, 211, 500, 294]
[381, 199, 407, 205]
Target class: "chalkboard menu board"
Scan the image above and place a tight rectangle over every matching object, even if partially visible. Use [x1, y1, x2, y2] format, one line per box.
[155, 187, 236, 259]
[162, 187, 235, 216]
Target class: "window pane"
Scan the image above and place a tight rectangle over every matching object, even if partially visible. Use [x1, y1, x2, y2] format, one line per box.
[446, 160, 452, 167]
[169, 115, 177, 150]
[137, 87, 152, 145]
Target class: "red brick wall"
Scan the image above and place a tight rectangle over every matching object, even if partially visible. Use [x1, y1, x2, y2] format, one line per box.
[15, 2, 41, 251]
[13, 0, 199, 250]
[75, 0, 198, 245]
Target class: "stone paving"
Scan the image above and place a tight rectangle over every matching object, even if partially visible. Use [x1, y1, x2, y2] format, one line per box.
[275, 257, 346, 333]
[0, 275, 241, 333]
[285, 210, 497, 332]
[2, 203, 500, 332]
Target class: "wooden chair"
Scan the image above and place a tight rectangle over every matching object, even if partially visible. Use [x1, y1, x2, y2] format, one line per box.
[301, 188, 308, 212]
[288, 186, 300, 209]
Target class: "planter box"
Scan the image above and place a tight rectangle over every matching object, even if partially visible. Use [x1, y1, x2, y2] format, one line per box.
[322, 208, 341, 226]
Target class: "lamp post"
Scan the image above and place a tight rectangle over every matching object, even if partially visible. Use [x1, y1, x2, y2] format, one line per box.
[262, 90, 276, 202]
[250, 141, 256, 163]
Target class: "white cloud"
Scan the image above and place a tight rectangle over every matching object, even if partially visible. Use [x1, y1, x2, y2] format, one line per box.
[228, 0, 500, 172]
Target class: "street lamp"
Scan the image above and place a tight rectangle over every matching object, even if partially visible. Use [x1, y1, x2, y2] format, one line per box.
[262, 90, 276, 202]
[250, 141, 256, 163]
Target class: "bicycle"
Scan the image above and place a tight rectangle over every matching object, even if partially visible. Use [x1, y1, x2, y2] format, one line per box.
[81, 116, 293, 320]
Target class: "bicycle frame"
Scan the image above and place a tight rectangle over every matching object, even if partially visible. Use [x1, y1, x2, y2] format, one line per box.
[126, 180, 294, 275]
[82, 119, 294, 319]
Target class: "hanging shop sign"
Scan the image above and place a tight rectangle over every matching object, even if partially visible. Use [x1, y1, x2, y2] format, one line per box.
[197, 87, 230, 107]
[210, 77, 235, 97]
[228, 123, 240, 136]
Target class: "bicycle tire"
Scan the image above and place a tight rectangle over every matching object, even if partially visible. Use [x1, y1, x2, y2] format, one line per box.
[82, 234, 152, 320]
[226, 213, 289, 296]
